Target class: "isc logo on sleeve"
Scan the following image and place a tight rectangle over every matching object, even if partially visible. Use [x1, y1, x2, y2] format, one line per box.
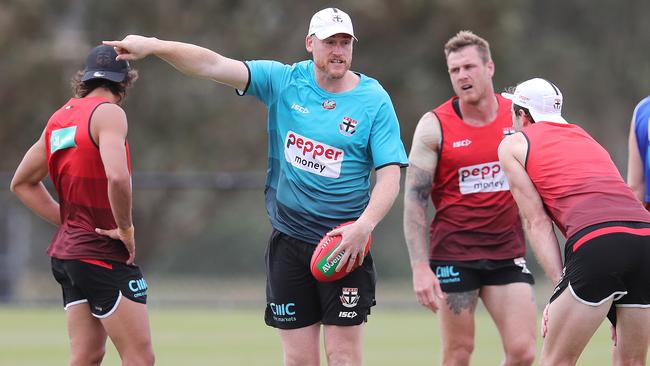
[284, 131, 344, 178]
[457, 161, 509, 194]
[50, 126, 77, 153]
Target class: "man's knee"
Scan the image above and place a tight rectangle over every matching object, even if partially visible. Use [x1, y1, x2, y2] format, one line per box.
[613, 351, 648, 366]
[121, 346, 155, 366]
[443, 340, 474, 365]
[325, 348, 362, 366]
[139, 351, 156, 366]
[284, 350, 319, 366]
[323, 324, 364, 366]
[324, 334, 363, 366]
[504, 341, 536, 366]
[70, 348, 105, 366]
[540, 348, 579, 366]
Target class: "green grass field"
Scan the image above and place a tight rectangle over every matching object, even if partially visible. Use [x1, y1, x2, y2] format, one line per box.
[0, 306, 614, 365]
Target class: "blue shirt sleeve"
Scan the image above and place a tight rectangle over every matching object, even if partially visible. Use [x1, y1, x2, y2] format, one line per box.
[241, 60, 292, 106]
[633, 96, 650, 202]
[369, 94, 409, 169]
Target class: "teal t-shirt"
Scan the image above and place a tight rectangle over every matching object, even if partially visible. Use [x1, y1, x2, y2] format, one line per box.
[241, 60, 408, 244]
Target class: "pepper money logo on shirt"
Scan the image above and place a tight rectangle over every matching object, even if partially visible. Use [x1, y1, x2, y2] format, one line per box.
[284, 131, 344, 178]
[458, 161, 509, 194]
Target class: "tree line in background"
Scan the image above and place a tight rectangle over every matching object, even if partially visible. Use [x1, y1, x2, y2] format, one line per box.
[1, 0, 649, 279]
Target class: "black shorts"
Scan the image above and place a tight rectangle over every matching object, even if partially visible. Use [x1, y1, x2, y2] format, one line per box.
[430, 257, 535, 293]
[264, 229, 376, 329]
[549, 221, 650, 324]
[51, 257, 148, 318]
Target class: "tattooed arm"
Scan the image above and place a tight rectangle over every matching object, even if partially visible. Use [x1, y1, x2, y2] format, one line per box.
[404, 112, 445, 313]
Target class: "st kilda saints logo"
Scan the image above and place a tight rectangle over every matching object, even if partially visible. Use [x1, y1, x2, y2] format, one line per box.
[339, 116, 358, 136]
[340, 287, 360, 308]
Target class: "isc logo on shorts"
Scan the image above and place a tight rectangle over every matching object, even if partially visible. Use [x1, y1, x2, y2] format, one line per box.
[458, 161, 509, 194]
[284, 131, 344, 178]
[338, 311, 357, 318]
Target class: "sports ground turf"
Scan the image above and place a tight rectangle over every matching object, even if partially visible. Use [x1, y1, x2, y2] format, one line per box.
[0, 306, 613, 365]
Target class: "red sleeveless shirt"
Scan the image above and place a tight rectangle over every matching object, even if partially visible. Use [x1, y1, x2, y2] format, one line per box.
[523, 121, 650, 239]
[45, 96, 130, 262]
[430, 95, 525, 261]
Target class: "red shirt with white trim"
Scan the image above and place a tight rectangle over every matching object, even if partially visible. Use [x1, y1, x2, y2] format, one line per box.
[522, 121, 650, 239]
[430, 95, 525, 261]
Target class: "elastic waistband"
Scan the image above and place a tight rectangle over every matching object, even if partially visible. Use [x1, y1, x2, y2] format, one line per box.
[568, 221, 650, 252]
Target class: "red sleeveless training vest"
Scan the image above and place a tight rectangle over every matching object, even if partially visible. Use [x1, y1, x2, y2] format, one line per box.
[45, 96, 130, 262]
[523, 121, 650, 239]
[430, 95, 525, 261]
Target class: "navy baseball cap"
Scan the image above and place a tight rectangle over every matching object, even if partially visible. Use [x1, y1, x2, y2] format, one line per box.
[81, 45, 130, 83]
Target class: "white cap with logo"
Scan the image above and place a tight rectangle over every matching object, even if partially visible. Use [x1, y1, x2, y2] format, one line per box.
[308, 8, 357, 41]
[502, 78, 567, 124]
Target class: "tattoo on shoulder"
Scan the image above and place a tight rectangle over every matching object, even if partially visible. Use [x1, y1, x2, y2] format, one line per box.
[446, 290, 479, 315]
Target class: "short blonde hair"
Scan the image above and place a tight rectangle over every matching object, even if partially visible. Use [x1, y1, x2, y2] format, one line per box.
[444, 30, 491, 64]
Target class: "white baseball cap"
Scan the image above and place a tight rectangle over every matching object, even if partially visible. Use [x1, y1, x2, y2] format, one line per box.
[502, 78, 567, 123]
[308, 8, 357, 41]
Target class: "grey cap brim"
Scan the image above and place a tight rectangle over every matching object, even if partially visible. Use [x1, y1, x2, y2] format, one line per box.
[81, 70, 127, 83]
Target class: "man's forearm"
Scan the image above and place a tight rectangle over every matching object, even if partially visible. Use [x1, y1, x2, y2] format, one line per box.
[107, 177, 133, 230]
[149, 38, 247, 89]
[524, 217, 563, 284]
[403, 165, 433, 266]
[356, 166, 400, 230]
[12, 183, 60, 226]
[153, 39, 222, 79]
[403, 201, 430, 266]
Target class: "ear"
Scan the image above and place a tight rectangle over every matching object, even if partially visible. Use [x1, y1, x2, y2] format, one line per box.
[486, 60, 495, 77]
[516, 109, 528, 121]
[305, 35, 313, 53]
[519, 111, 534, 126]
[516, 109, 525, 118]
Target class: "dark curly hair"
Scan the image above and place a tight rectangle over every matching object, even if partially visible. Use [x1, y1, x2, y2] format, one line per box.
[70, 69, 139, 103]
